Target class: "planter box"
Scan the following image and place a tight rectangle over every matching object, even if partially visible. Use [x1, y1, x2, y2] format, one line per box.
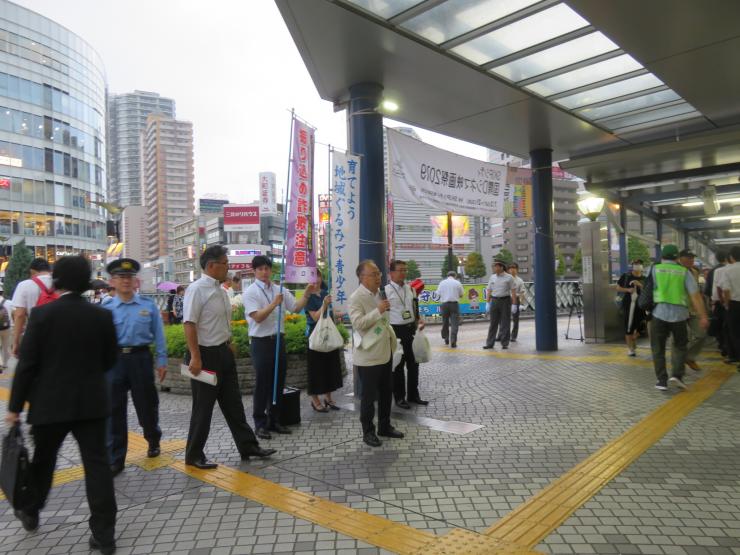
[162, 350, 348, 395]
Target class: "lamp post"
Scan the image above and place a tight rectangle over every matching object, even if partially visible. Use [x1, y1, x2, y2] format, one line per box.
[576, 195, 605, 221]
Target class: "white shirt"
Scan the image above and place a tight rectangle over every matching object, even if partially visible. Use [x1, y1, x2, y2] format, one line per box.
[713, 265, 728, 302]
[223, 285, 235, 298]
[0, 295, 12, 328]
[243, 280, 297, 337]
[11, 274, 53, 311]
[512, 276, 525, 300]
[487, 272, 515, 298]
[437, 277, 464, 303]
[721, 262, 740, 302]
[385, 281, 415, 325]
[183, 274, 232, 346]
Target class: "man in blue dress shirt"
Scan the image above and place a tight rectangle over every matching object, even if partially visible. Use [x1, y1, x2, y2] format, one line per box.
[103, 258, 167, 476]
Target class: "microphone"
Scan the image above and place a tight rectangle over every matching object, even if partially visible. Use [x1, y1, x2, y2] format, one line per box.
[378, 288, 387, 301]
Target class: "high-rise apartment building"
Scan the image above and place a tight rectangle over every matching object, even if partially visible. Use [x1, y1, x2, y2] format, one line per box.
[107, 91, 175, 208]
[121, 205, 146, 262]
[0, 0, 108, 265]
[141, 115, 194, 260]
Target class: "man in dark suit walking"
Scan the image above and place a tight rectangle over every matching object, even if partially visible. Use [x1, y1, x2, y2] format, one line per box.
[5, 256, 119, 555]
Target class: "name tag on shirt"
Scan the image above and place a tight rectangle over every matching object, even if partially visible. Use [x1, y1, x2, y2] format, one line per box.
[402, 310, 412, 320]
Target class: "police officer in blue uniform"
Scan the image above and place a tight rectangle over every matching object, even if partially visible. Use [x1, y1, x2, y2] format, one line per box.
[104, 258, 167, 476]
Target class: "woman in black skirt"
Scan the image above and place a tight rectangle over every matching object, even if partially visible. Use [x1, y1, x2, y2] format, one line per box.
[305, 280, 344, 412]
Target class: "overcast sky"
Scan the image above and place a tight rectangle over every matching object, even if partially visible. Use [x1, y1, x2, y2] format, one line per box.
[14, 0, 488, 205]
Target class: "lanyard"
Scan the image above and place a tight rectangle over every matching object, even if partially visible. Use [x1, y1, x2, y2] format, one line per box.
[259, 283, 275, 304]
[390, 282, 407, 307]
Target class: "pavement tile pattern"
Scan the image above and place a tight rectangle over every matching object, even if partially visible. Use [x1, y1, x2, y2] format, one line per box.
[1, 318, 739, 554]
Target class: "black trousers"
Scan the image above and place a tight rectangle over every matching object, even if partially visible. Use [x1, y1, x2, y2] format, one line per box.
[391, 324, 419, 401]
[357, 359, 393, 435]
[650, 317, 688, 382]
[729, 301, 740, 362]
[27, 418, 116, 544]
[511, 304, 520, 340]
[440, 302, 459, 345]
[250, 335, 287, 431]
[107, 350, 161, 466]
[486, 297, 512, 347]
[185, 343, 258, 462]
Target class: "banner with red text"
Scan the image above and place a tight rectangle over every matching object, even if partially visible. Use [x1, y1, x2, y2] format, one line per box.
[284, 118, 318, 283]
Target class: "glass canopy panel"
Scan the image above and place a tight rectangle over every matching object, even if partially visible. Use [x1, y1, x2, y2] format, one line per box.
[401, 0, 541, 45]
[450, 3, 589, 65]
[577, 89, 680, 120]
[613, 111, 702, 134]
[556, 73, 664, 109]
[525, 54, 643, 96]
[345, 0, 423, 19]
[603, 102, 699, 130]
[490, 31, 618, 82]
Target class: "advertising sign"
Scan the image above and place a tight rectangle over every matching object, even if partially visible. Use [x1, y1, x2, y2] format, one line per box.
[417, 284, 488, 316]
[259, 172, 277, 215]
[430, 215, 471, 244]
[0, 177, 10, 190]
[223, 204, 260, 232]
[387, 128, 532, 218]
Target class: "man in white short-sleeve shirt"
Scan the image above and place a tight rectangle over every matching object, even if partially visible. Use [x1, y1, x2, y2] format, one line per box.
[11, 258, 54, 356]
[242, 255, 316, 439]
[721, 246, 740, 368]
[437, 271, 464, 348]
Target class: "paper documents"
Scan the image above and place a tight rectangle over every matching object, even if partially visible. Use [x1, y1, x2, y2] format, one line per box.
[180, 364, 218, 386]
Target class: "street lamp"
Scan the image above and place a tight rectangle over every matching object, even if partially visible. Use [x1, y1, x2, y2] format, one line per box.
[577, 194, 605, 221]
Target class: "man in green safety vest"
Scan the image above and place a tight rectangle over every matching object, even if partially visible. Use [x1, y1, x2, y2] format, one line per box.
[650, 244, 709, 391]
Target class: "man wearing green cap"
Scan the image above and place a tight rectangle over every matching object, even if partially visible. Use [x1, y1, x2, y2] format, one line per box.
[650, 245, 709, 391]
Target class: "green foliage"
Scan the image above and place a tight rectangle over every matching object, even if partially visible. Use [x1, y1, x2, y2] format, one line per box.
[405, 259, 421, 280]
[464, 252, 487, 279]
[232, 303, 245, 321]
[3, 240, 33, 299]
[164, 324, 189, 358]
[441, 253, 459, 278]
[572, 248, 583, 274]
[627, 236, 651, 263]
[555, 246, 566, 277]
[271, 261, 282, 281]
[494, 248, 514, 266]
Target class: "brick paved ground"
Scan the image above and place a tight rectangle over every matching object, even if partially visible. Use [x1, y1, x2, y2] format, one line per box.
[1, 317, 739, 554]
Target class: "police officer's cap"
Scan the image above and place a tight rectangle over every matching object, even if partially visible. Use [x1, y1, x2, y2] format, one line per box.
[107, 258, 140, 276]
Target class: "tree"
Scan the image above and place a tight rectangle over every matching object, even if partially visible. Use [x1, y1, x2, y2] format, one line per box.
[555, 246, 566, 278]
[571, 248, 582, 275]
[441, 253, 459, 277]
[627, 236, 651, 264]
[406, 259, 421, 280]
[494, 248, 514, 266]
[4, 240, 33, 298]
[270, 261, 282, 281]
[464, 252, 487, 279]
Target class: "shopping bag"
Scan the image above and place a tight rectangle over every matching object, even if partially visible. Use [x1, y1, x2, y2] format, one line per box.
[392, 338, 403, 368]
[412, 329, 432, 363]
[309, 305, 344, 353]
[1, 423, 34, 509]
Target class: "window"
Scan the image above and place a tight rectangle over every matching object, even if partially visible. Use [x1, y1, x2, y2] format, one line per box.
[516, 244, 529, 251]
[516, 221, 528, 228]
[518, 256, 529, 262]
[516, 232, 528, 240]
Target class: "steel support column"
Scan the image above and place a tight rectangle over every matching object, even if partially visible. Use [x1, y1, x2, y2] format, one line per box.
[531, 148, 557, 351]
[348, 82, 387, 279]
[655, 219, 663, 260]
[619, 203, 629, 274]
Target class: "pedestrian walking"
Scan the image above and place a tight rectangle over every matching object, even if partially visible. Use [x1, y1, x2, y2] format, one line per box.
[706, 251, 730, 358]
[349, 260, 404, 447]
[679, 249, 708, 371]
[6, 256, 118, 554]
[10, 257, 54, 356]
[650, 245, 709, 391]
[616, 259, 646, 356]
[0, 283, 12, 371]
[243, 255, 317, 439]
[183, 246, 275, 469]
[102, 258, 167, 477]
[172, 285, 185, 324]
[304, 278, 343, 413]
[437, 271, 463, 348]
[483, 260, 515, 350]
[385, 260, 428, 409]
[719, 246, 740, 370]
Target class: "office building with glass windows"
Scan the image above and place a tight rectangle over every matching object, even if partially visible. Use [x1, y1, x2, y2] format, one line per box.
[0, 0, 107, 264]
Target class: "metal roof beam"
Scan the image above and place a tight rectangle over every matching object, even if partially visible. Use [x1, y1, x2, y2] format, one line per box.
[588, 162, 740, 190]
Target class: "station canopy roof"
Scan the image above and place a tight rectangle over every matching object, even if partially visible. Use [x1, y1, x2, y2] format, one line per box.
[276, 0, 740, 245]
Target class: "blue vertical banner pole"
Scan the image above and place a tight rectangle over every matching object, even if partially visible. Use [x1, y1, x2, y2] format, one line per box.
[326, 145, 333, 318]
[531, 148, 558, 351]
[273, 111, 295, 405]
[654, 219, 663, 262]
[619, 203, 629, 274]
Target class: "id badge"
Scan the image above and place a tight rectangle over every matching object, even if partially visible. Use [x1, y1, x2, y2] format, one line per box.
[402, 310, 412, 320]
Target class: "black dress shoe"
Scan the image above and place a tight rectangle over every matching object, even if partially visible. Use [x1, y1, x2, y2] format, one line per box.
[502, 345, 508, 350]
[409, 397, 429, 406]
[363, 432, 382, 447]
[14, 509, 39, 532]
[451, 343, 457, 348]
[89, 535, 116, 554]
[147, 445, 161, 458]
[395, 399, 411, 409]
[242, 446, 277, 460]
[482, 345, 492, 349]
[110, 462, 124, 477]
[256, 427, 272, 440]
[269, 423, 292, 434]
[444, 339, 449, 345]
[378, 426, 405, 439]
[185, 458, 218, 470]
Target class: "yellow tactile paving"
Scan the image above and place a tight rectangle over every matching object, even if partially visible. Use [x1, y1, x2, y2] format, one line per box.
[484, 366, 733, 548]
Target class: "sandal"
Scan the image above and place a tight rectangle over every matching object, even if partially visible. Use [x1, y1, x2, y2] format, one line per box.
[311, 401, 329, 413]
[324, 399, 340, 411]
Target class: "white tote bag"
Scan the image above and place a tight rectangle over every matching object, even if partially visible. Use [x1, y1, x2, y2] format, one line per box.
[309, 304, 344, 353]
[412, 329, 432, 363]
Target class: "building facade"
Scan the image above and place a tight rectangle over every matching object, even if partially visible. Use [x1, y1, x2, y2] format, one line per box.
[106, 90, 175, 208]
[172, 214, 203, 285]
[141, 114, 194, 260]
[120, 205, 146, 262]
[0, 0, 108, 263]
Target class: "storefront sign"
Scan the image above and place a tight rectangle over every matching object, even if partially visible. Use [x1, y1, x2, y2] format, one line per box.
[223, 205, 260, 232]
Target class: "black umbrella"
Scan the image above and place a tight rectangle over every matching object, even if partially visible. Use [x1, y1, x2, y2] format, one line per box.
[90, 279, 109, 290]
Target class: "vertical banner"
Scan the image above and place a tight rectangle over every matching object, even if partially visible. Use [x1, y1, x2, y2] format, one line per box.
[285, 119, 318, 283]
[330, 151, 361, 315]
[386, 193, 395, 270]
[259, 171, 277, 215]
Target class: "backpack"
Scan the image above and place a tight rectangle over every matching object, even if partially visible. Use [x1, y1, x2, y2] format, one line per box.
[0, 299, 9, 330]
[31, 276, 60, 307]
[637, 266, 655, 312]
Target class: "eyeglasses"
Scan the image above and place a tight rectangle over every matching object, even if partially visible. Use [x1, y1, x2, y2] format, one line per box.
[361, 271, 381, 277]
